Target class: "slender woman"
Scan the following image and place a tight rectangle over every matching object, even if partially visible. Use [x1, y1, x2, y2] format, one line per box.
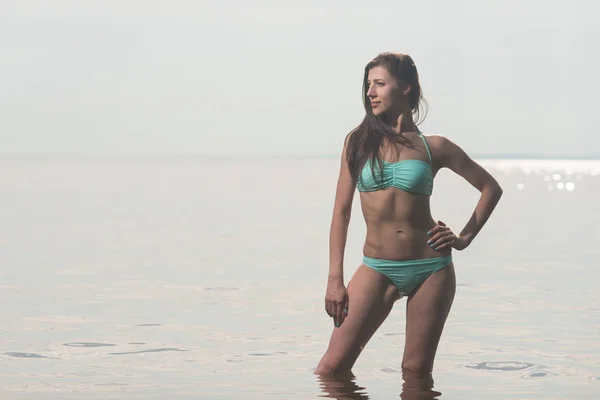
[315, 52, 503, 375]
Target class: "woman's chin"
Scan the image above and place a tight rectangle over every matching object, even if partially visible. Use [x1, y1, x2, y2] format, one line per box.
[372, 108, 384, 117]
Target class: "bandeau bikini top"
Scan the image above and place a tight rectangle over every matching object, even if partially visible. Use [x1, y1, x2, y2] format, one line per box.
[357, 133, 433, 196]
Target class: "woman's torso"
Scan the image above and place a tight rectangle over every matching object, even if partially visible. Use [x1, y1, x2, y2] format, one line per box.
[357, 131, 451, 260]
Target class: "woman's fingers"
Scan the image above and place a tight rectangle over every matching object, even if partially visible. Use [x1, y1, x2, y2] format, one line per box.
[427, 221, 457, 250]
[434, 236, 455, 250]
[427, 226, 450, 244]
[326, 296, 348, 327]
[325, 300, 333, 317]
[334, 302, 344, 327]
[428, 221, 446, 235]
[428, 224, 456, 249]
[427, 225, 442, 236]
[430, 232, 455, 248]
[325, 283, 348, 326]
[324, 296, 348, 327]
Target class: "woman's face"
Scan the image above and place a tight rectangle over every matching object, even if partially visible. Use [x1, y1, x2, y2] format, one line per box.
[366, 65, 408, 117]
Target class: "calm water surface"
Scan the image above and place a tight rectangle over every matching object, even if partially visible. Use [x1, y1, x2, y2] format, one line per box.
[0, 157, 598, 399]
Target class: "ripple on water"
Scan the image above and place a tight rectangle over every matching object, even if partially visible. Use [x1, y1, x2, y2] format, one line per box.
[108, 348, 188, 355]
[4, 352, 53, 359]
[521, 370, 558, 379]
[247, 351, 287, 356]
[63, 342, 116, 347]
[136, 323, 162, 327]
[95, 383, 128, 387]
[466, 361, 534, 371]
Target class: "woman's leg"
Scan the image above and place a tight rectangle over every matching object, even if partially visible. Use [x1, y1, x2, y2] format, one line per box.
[314, 264, 399, 375]
[401, 262, 456, 374]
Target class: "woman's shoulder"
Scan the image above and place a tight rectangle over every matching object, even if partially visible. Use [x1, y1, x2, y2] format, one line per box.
[420, 133, 452, 151]
[421, 133, 472, 167]
[421, 133, 468, 160]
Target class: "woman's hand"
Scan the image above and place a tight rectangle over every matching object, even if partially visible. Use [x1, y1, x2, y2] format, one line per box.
[427, 220, 469, 251]
[325, 277, 348, 328]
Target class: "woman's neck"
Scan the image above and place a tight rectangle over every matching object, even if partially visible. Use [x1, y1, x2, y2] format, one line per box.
[384, 110, 417, 134]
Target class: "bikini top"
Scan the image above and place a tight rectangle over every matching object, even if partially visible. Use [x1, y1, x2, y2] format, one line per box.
[356, 133, 433, 196]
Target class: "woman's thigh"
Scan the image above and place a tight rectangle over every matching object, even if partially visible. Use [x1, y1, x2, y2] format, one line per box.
[402, 262, 456, 373]
[315, 264, 399, 374]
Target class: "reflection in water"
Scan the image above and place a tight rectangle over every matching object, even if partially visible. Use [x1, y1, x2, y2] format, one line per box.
[316, 369, 442, 400]
[317, 372, 369, 400]
[400, 369, 442, 400]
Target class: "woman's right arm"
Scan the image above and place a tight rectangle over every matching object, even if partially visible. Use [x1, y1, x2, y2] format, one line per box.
[329, 136, 356, 280]
[325, 136, 356, 327]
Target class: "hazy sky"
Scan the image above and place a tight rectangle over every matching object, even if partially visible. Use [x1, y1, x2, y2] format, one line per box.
[1, 0, 598, 158]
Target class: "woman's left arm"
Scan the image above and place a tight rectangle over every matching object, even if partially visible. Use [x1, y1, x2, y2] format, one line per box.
[430, 135, 503, 250]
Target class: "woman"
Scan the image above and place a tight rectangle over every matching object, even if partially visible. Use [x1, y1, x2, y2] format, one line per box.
[314, 52, 503, 376]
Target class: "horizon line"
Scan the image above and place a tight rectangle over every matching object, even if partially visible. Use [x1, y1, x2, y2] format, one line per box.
[0, 152, 599, 161]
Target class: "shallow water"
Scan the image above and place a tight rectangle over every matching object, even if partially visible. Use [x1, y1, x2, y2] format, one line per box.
[0, 157, 598, 399]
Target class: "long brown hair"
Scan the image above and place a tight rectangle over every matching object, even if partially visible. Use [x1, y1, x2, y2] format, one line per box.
[346, 52, 428, 184]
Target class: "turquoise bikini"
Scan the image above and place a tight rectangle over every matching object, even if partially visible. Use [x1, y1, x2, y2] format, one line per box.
[362, 255, 452, 296]
[357, 133, 452, 297]
[357, 134, 433, 196]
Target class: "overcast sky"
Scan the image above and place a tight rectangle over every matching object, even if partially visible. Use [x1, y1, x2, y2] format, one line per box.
[1, 0, 598, 158]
